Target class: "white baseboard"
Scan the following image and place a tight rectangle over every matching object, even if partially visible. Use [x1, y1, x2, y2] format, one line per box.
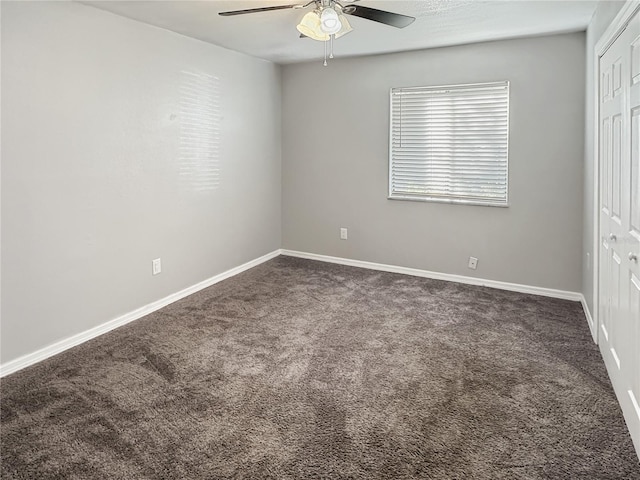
[2, 248, 584, 377]
[281, 249, 583, 302]
[0, 250, 281, 378]
[580, 295, 598, 344]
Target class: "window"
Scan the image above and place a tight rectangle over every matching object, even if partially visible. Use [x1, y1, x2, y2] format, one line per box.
[389, 81, 509, 206]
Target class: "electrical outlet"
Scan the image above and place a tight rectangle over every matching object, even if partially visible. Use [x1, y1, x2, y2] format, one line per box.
[468, 256, 478, 270]
[340, 228, 348, 240]
[152, 258, 162, 275]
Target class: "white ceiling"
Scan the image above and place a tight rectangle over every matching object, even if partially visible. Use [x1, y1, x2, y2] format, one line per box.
[84, 0, 598, 64]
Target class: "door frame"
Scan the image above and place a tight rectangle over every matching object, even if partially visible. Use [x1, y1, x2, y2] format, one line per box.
[591, 0, 640, 344]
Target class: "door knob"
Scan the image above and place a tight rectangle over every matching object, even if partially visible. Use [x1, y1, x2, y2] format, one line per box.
[609, 233, 617, 241]
[630, 252, 638, 262]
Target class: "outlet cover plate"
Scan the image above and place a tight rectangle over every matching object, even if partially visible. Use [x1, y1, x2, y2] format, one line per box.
[152, 258, 162, 275]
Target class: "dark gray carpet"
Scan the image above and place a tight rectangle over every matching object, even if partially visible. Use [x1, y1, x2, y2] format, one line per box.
[2, 256, 639, 479]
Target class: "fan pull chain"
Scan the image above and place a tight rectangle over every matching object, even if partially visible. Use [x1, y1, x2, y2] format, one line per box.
[323, 39, 328, 66]
[330, 34, 334, 59]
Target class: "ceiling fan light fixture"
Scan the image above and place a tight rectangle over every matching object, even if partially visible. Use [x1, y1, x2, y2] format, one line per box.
[296, 11, 329, 41]
[320, 7, 341, 34]
[297, 8, 351, 42]
[335, 14, 352, 39]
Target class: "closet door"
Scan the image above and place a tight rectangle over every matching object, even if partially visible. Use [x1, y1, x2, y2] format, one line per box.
[626, 11, 640, 441]
[598, 7, 640, 453]
[599, 24, 625, 370]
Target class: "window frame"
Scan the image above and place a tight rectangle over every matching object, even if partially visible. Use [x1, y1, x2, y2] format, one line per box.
[388, 81, 510, 208]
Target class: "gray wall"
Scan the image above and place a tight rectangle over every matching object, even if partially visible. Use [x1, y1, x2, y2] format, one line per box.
[1, 1, 282, 364]
[282, 33, 585, 292]
[582, 1, 626, 317]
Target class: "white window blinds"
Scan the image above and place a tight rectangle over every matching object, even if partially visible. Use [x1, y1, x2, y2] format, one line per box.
[389, 81, 509, 206]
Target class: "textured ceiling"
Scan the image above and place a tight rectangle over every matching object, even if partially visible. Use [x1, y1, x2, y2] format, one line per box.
[83, 0, 598, 64]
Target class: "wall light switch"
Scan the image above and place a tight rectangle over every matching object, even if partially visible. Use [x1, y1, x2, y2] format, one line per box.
[152, 258, 162, 275]
[340, 228, 348, 240]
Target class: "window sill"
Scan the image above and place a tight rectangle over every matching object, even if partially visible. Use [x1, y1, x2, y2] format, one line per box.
[388, 195, 509, 208]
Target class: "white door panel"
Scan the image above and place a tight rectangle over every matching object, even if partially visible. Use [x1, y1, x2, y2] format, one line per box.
[612, 114, 622, 224]
[626, 14, 640, 439]
[630, 273, 640, 426]
[631, 110, 640, 242]
[602, 118, 611, 214]
[598, 7, 640, 457]
[601, 239, 611, 341]
[611, 250, 622, 369]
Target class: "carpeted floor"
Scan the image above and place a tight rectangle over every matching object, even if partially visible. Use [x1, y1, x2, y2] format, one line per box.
[1, 256, 639, 479]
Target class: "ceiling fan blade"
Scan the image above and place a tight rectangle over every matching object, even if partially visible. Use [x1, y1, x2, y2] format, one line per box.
[219, 4, 301, 16]
[342, 5, 415, 28]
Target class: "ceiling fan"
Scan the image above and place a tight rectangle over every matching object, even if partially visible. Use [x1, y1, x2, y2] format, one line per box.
[219, 0, 416, 65]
